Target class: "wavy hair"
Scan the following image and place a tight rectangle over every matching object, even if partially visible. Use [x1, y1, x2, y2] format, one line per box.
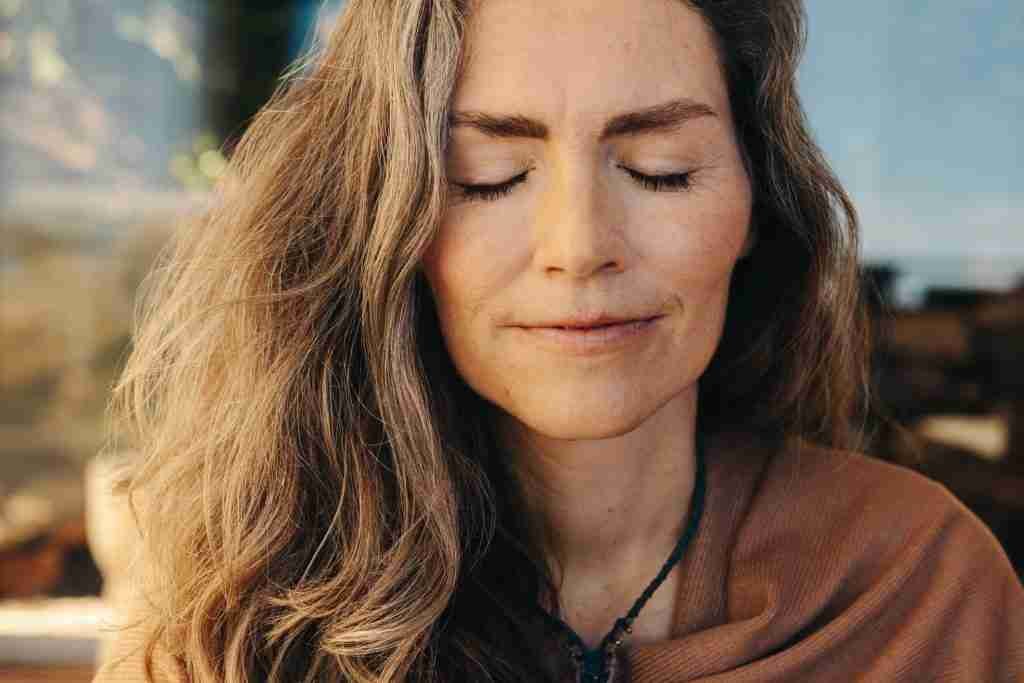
[101, 0, 870, 681]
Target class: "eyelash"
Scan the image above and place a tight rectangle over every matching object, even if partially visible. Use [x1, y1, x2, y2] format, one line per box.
[455, 166, 695, 202]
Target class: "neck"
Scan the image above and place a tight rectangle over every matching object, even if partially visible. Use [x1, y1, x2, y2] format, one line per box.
[498, 389, 699, 602]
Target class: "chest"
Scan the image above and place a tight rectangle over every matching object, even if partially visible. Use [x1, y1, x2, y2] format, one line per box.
[536, 568, 681, 683]
[558, 566, 681, 648]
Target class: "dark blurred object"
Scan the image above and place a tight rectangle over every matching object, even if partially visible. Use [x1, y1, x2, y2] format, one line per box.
[863, 265, 1024, 577]
[202, 0, 310, 150]
[0, 665, 94, 682]
[0, 519, 101, 600]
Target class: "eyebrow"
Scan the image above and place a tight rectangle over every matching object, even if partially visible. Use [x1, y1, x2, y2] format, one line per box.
[448, 97, 717, 143]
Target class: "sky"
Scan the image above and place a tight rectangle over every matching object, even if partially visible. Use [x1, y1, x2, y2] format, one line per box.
[799, 1, 1023, 260]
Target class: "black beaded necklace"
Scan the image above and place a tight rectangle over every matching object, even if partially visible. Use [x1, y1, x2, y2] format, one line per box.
[530, 433, 707, 683]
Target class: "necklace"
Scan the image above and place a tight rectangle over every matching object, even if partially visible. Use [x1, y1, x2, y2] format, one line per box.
[530, 433, 707, 683]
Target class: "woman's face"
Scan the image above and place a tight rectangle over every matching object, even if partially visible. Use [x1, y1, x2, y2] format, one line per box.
[420, 0, 754, 441]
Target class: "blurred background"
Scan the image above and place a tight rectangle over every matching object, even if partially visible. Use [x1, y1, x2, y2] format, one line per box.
[0, 0, 1020, 679]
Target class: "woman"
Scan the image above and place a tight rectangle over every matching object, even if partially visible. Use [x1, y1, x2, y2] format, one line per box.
[94, 0, 1023, 681]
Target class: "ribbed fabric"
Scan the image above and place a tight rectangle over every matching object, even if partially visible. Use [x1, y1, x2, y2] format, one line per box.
[93, 430, 1024, 682]
[623, 430, 1024, 682]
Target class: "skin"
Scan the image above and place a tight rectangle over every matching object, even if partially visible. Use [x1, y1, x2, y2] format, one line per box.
[420, 0, 754, 649]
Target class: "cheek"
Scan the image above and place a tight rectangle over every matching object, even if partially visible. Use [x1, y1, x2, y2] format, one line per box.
[650, 192, 752, 292]
[420, 218, 505, 353]
[421, 219, 472, 314]
[424, 208, 530, 308]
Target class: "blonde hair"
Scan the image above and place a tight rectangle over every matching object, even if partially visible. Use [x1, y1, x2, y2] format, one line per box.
[103, 0, 870, 681]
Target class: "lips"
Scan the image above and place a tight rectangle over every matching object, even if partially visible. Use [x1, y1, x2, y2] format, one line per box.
[516, 316, 661, 354]
[554, 321, 633, 330]
[526, 315, 661, 330]
[540, 317, 659, 331]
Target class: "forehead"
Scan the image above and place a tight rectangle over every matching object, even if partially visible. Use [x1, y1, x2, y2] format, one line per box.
[454, 0, 729, 139]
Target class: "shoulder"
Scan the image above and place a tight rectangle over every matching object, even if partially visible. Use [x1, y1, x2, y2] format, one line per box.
[730, 437, 1024, 679]
[704, 431, 988, 566]
[749, 438, 1012, 572]
[706, 432, 1018, 580]
[741, 438, 1019, 679]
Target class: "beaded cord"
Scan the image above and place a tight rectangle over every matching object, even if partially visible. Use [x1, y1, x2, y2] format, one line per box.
[532, 434, 708, 683]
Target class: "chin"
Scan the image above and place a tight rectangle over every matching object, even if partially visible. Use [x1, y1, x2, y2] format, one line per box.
[503, 395, 660, 441]
[529, 417, 644, 441]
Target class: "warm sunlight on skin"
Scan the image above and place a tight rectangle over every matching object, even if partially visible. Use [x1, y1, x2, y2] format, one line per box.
[421, 0, 753, 445]
[419, 0, 755, 644]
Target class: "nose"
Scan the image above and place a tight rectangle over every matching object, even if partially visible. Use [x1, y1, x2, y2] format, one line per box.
[532, 155, 626, 280]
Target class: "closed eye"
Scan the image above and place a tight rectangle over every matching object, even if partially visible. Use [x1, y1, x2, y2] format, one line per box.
[453, 166, 695, 202]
